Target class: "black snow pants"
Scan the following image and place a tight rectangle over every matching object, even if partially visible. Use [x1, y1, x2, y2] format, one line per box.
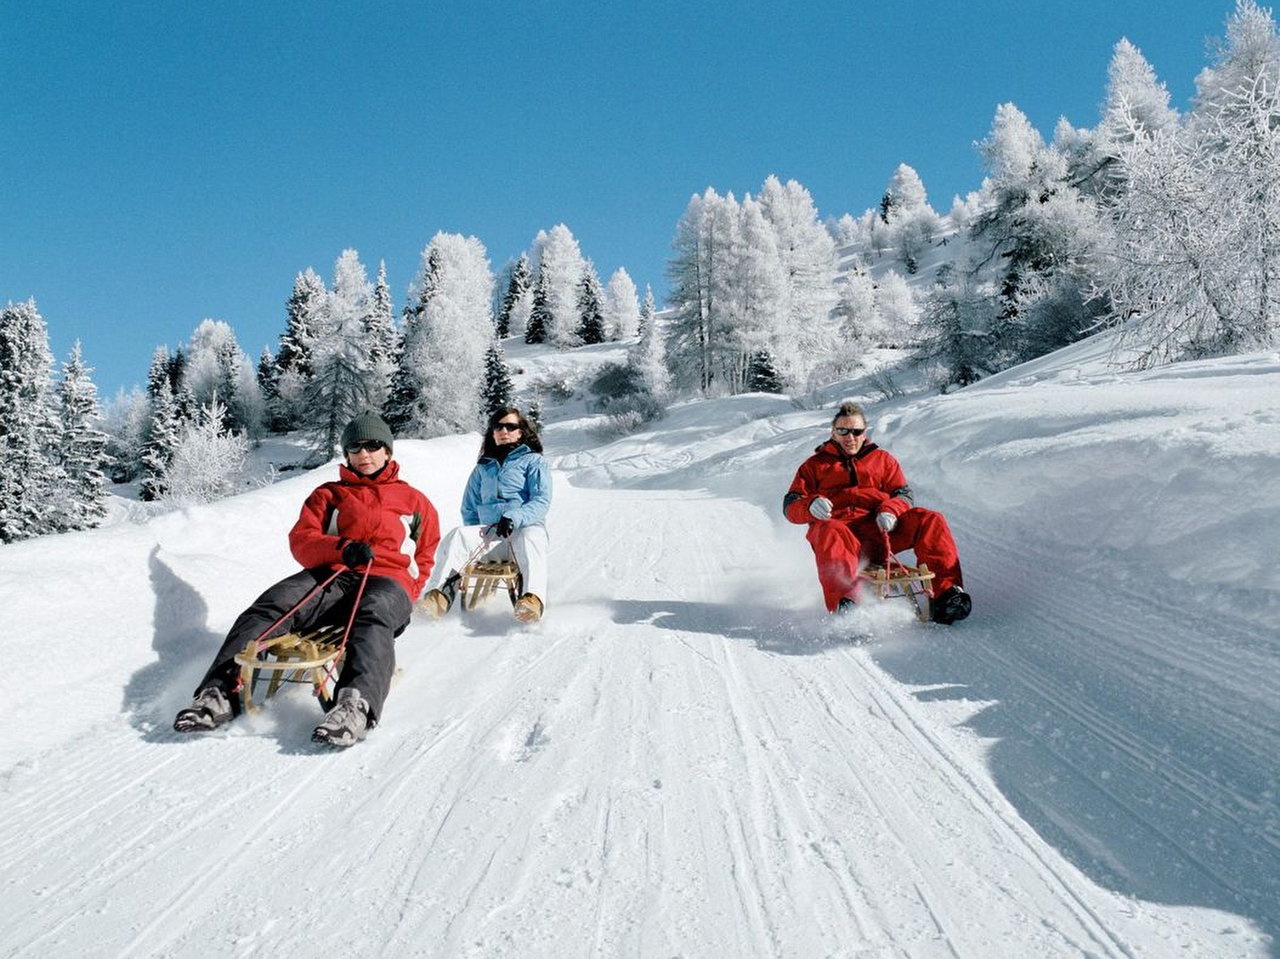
[197, 567, 412, 723]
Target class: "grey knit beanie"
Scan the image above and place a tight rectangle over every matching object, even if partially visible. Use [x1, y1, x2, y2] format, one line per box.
[341, 411, 395, 454]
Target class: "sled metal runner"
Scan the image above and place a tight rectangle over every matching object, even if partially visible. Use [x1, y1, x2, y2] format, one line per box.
[861, 561, 935, 621]
[233, 625, 347, 712]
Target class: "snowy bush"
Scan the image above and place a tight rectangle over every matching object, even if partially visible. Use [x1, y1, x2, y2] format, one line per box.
[163, 397, 249, 505]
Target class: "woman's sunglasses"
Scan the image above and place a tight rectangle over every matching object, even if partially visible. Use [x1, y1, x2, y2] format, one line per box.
[493, 422, 522, 432]
[833, 427, 867, 437]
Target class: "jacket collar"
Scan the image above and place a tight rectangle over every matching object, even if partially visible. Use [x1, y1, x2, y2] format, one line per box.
[481, 442, 530, 465]
[338, 459, 400, 485]
[815, 438, 879, 461]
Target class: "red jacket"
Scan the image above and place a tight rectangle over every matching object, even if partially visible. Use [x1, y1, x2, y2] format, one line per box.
[289, 459, 440, 601]
[784, 440, 914, 526]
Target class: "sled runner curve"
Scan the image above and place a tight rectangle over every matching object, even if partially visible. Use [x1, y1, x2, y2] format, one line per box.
[233, 625, 346, 712]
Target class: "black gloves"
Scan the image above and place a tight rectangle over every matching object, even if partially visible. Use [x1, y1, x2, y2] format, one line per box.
[494, 516, 515, 538]
[342, 541, 374, 568]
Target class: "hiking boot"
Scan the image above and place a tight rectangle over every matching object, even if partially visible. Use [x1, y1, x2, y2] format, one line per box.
[836, 597, 857, 615]
[931, 586, 972, 625]
[422, 572, 460, 617]
[174, 685, 233, 733]
[422, 589, 450, 617]
[311, 688, 370, 747]
[514, 592, 544, 623]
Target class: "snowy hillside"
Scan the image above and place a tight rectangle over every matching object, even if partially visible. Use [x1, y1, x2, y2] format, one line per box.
[1, 334, 1277, 958]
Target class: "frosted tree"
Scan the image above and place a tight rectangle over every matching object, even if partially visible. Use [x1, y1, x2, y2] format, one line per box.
[183, 318, 262, 435]
[833, 265, 881, 364]
[365, 259, 399, 409]
[1071, 38, 1180, 202]
[482, 338, 515, 417]
[163, 393, 249, 505]
[638, 284, 655, 337]
[919, 261, 1000, 389]
[576, 262, 607, 344]
[879, 164, 942, 273]
[524, 270, 551, 345]
[99, 386, 150, 483]
[146, 344, 172, 399]
[279, 268, 326, 377]
[0, 300, 67, 542]
[257, 346, 283, 431]
[1106, 0, 1280, 363]
[530, 224, 586, 349]
[728, 195, 791, 389]
[141, 377, 181, 501]
[300, 250, 383, 455]
[971, 103, 1106, 368]
[271, 267, 326, 432]
[603, 268, 641, 340]
[496, 253, 531, 338]
[628, 287, 671, 400]
[757, 175, 840, 388]
[54, 341, 109, 530]
[1191, 0, 1280, 123]
[875, 270, 923, 336]
[746, 350, 784, 393]
[387, 232, 494, 436]
[665, 189, 743, 393]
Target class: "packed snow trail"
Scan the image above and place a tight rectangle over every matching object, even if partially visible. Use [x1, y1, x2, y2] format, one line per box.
[3, 346, 1278, 958]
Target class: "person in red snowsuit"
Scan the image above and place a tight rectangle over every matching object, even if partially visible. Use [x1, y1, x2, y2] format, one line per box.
[173, 411, 441, 745]
[784, 401, 971, 624]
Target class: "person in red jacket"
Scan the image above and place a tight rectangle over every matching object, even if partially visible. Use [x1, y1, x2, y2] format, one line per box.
[173, 411, 441, 746]
[784, 401, 971, 624]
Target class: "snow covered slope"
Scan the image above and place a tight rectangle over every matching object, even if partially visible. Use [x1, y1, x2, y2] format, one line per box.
[1, 336, 1276, 958]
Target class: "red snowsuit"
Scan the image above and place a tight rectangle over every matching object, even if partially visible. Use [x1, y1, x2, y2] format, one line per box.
[784, 439, 963, 612]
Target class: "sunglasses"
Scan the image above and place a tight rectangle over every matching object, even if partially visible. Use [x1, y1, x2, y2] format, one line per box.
[833, 427, 867, 437]
[493, 422, 522, 432]
[345, 440, 386, 453]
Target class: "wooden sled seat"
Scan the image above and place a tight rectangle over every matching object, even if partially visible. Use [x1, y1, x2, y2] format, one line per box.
[459, 559, 520, 611]
[233, 624, 346, 712]
[862, 562, 935, 621]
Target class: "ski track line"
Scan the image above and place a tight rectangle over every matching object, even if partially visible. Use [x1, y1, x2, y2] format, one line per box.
[711, 634, 895, 955]
[0, 736, 188, 864]
[969, 630, 1280, 870]
[8, 731, 341, 959]
[836, 650, 1139, 959]
[958, 518, 1280, 873]
[787, 659, 992, 957]
[951, 578, 1279, 921]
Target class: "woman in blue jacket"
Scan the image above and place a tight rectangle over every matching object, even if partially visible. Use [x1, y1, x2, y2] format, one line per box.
[423, 406, 552, 622]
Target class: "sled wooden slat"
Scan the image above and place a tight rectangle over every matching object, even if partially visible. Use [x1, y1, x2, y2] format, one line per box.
[862, 562, 934, 621]
[233, 625, 346, 713]
[459, 559, 520, 611]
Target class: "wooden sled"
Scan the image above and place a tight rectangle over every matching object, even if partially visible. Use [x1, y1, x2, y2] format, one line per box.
[459, 559, 521, 611]
[233, 624, 346, 713]
[862, 561, 935, 622]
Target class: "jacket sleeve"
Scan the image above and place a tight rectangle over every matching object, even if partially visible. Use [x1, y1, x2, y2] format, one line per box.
[460, 466, 484, 526]
[411, 495, 441, 597]
[288, 485, 345, 569]
[783, 460, 820, 524]
[878, 452, 914, 519]
[507, 455, 552, 528]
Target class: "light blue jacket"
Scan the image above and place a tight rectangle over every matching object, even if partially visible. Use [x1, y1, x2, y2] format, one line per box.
[461, 444, 552, 529]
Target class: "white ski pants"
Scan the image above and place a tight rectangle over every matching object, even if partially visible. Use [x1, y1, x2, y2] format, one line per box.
[428, 523, 549, 602]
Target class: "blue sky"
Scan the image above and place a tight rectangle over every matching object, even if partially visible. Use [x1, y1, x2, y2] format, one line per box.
[4, 0, 1234, 397]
